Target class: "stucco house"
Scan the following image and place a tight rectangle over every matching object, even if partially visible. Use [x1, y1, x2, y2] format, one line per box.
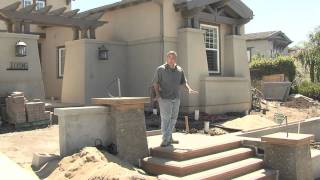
[0, 0, 254, 114]
[245, 31, 292, 61]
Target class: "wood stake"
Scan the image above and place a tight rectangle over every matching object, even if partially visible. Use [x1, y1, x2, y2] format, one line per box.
[185, 116, 190, 133]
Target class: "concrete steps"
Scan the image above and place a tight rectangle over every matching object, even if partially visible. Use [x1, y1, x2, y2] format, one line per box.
[158, 158, 264, 180]
[142, 147, 254, 176]
[150, 139, 242, 161]
[142, 137, 277, 180]
[233, 169, 278, 180]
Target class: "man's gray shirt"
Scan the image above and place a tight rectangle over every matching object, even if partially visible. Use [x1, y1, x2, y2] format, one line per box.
[153, 64, 187, 99]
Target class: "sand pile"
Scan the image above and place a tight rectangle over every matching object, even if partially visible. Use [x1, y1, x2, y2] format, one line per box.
[47, 147, 156, 180]
[219, 115, 278, 131]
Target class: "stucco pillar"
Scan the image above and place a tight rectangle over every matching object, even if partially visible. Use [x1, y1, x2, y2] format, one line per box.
[224, 35, 250, 78]
[61, 40, 86, 104]
[177, 28, 208, 112]
[262, 132, 314, 180]
[0, 33, 45, 99]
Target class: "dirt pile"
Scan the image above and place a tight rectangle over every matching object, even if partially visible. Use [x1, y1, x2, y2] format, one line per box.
[47, 147, 156, 180]
[283, 94, 319, 109]
[219, 115, 278, 131]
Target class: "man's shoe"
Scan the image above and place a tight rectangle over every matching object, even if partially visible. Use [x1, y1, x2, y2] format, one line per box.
[160, 141, 169, 147]
[170, 138, 179, 144]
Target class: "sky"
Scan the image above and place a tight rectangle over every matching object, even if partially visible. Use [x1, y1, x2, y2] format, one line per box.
[72, 0, 320, 47]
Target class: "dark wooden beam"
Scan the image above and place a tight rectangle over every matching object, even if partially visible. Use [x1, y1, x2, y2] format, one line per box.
[72, 27, 79, 40]
[89, 27, 96, 39]
[85, 11, 104, 21]
[48, 7, 67, 16]
[19, 4, 36, 13]
[0, 2, 106, 39]
[199, 11, 244, 25]
[0, 9, 106, 29]
[62, 9, 79, 18]
[2, 2, 20, 11]
[35, 5, 52, 14]
[187, 0, 220, 10]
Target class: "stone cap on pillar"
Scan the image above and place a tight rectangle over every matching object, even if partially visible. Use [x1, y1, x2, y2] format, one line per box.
[261, 132, 314, 146]
[91, 97, 150, 106]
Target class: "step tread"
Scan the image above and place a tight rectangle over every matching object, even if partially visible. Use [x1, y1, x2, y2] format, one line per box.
[232, 169, 278, 180]
[144, 147, 253, 168]
[151, 138, 242, 160]
[158, 158, 263, 180]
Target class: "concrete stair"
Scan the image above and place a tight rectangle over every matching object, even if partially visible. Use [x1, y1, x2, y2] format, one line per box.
[142, 139, 278, 180]
[233, 169, 279, 180]
[150, 139, 241, 161]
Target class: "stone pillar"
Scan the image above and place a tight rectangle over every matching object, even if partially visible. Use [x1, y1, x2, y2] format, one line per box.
[92, 97, 149, 166]
[262, 132, 314, 180]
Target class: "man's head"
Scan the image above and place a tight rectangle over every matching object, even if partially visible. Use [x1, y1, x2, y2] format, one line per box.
[166, 51, 177, 68]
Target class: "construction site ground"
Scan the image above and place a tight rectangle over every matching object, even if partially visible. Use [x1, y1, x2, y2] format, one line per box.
[0, 95, 319, 178]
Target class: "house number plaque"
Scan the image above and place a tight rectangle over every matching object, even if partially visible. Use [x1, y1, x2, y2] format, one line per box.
[7, 62, 29, 70]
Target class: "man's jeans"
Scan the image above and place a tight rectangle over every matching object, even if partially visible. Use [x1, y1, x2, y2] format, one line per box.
[158, 98, 180, 144]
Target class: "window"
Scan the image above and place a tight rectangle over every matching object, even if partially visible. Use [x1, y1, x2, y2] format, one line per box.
[247, 47, 253, 62]
[201, 24, 220, 74]
[22, 0, 33, 7]
[58, 47, 65, 78]
[35, 0, 45, 10]
[21, 0, 46, 9]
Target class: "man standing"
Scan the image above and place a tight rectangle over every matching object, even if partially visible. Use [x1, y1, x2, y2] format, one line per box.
[153, 51, 198, 147]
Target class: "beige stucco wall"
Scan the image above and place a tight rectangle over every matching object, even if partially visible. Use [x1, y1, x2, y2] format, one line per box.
[246, 39, 273, 58]
[201, 77, 251, 114]
[96, 1, 161, 42]
[0, 32, 45, 99]
[94, 0, 183, 98]
[41, 27, 73, 99]
[177, 29, 251, 113]
[61, 39, 127, 104]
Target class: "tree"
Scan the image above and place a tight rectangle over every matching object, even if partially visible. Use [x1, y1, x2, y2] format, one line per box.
[296, 26, 320, 83]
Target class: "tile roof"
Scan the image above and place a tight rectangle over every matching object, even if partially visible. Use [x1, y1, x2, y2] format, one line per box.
[244, 31, 279, 40]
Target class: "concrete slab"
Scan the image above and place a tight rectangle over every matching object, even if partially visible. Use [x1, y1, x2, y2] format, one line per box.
[92, 97, 150, 105]
[312, 149, 320, 179]
[0, 153, 39, 180]
[147, 133, 242, 150]
[261, 132, 314, 146]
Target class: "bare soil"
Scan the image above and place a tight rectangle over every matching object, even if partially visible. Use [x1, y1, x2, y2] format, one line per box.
[0, 95, 319, 178]
[47, 147, 155, 180]
[0, 125, 59, 169]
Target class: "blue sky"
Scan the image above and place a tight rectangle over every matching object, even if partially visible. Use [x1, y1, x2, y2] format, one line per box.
[72, 0, 320, 47]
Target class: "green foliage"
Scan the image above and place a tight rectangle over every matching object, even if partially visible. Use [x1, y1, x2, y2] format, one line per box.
[294, 81, 320, 100]
[250, 55, 296, 82]
[296, 26, 320, 83]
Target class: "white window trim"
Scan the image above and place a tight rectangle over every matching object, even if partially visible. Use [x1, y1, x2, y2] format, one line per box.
[22, 0, 33, 7]
[200, 24, 220, 74]
[35, 0, 46, 10]
[58, 47, 65, 78]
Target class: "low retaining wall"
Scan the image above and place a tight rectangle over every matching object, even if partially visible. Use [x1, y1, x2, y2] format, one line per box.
[55, 106, 112, 156]
[237, 117, 320, 179]
[238, 117, 320, 141]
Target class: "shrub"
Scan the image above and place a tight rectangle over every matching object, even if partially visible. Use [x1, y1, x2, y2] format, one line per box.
[295, 81, 320, 100]
[250, 55, 296, 82]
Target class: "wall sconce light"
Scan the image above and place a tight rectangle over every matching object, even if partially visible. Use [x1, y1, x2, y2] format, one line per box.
[16, 41, 27, 57]
[98, 45, 109, 60]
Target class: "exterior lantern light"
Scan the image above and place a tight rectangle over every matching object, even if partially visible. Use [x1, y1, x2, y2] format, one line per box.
[16, 41, 27, 57]
[98, 45, 109, 60]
